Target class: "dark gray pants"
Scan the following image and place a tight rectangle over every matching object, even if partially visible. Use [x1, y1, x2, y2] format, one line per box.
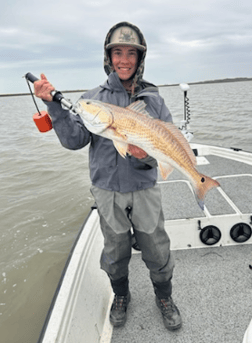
[91, 184, 174, 296]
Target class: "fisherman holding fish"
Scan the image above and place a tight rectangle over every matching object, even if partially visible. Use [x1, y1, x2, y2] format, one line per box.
[34, 22, 183, 331]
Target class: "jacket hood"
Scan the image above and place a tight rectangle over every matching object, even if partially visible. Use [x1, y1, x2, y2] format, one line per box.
[104, 22, 147, 95]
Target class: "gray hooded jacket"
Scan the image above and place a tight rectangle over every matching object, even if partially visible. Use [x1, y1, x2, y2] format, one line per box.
[46, 22, 172, 193]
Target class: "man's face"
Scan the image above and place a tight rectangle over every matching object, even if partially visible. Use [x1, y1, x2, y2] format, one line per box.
[111, 46, 138, 81]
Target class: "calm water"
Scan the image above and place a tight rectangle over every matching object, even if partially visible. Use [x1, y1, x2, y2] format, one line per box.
[0, 81, 251, 342]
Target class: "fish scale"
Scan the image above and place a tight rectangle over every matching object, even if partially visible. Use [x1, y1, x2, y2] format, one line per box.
[112, 109, 193, 167]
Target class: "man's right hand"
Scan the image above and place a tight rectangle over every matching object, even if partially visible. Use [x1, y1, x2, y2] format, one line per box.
[34, 74, 55, 102]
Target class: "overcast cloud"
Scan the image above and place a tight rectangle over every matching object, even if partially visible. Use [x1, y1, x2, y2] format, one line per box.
[0, 0, 251, 94]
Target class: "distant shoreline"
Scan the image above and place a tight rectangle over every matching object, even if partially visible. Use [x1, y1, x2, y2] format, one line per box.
[158, 77, 252, 87]
[1, 77, 252, 97]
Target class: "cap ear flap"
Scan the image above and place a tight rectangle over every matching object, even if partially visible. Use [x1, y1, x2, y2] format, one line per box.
[107, 49, 112, 64]
[104, 48, 114, 75]
[138, 51, 143, 64]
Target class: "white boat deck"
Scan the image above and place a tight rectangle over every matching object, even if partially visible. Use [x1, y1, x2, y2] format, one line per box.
[37, 145, 252, 343]
[111, 245, 252, 343]
[111, 145, 252, 343]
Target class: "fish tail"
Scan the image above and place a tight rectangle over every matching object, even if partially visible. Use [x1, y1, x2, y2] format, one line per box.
[194, 174, 220, 210]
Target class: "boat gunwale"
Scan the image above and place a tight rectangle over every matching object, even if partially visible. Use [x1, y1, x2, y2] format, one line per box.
[36, 205, 97, 343]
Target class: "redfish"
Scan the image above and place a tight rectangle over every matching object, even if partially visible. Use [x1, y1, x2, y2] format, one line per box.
[75, 99, 220, 209]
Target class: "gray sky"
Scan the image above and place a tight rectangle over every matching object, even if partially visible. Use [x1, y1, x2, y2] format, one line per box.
[1, 0, 252, 94]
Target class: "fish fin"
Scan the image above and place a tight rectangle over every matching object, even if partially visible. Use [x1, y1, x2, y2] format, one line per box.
[198, 200, 205, 211]
[158, 121, 197, 166]
[158, 162, 174, 180]
[193, 174, 220, 210]
[113, 140, 128, 158]
[126, 101, 150, 116]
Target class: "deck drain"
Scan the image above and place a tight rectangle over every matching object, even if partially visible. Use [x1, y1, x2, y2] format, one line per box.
[199, 225, 222, 245]
[230, 223, 252, 243]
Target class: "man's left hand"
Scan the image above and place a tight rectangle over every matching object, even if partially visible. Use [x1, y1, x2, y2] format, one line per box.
[128, 144, 148, 159]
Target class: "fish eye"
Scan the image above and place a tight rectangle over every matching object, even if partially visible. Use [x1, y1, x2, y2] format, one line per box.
[86, 101, 91, 105]
[201, 177, 205, 183]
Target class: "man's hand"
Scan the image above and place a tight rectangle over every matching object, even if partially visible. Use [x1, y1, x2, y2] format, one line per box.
[34, 74, 55, 102]
[128, 144, 148, 159]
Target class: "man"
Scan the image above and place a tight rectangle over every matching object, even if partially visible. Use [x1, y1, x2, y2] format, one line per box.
[34, 21, 182, 331]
